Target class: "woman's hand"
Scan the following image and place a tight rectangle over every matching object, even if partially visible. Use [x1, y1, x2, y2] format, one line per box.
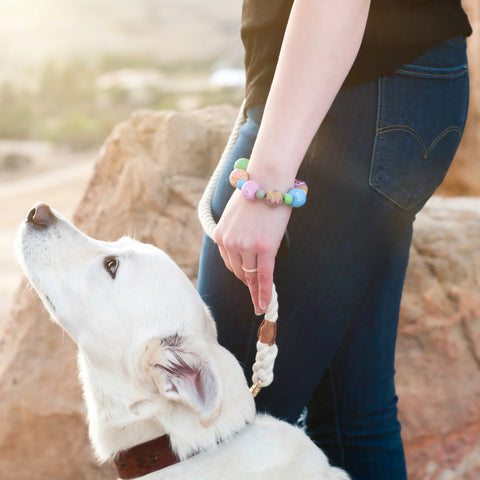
[214, 189, 292, 315]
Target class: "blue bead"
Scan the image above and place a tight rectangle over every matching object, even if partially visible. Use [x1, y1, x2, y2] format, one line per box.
[288, 188, 307, 207]
[237, 178, 247, 190]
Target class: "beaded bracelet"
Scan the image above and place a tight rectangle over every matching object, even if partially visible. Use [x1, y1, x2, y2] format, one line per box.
[229, 158, 308, 208]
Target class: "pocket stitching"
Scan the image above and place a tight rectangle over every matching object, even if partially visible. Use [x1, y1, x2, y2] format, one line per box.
[369, 76, 466, 211]
[370, 125, 462, 210]
[376, 125, 462, 159]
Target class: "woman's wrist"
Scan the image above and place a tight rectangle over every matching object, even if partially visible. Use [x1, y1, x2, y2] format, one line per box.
[230, 158, 308, 208]
[245, 146, 300, 192]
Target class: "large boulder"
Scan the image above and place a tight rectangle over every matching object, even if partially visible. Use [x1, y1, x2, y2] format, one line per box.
[0, 104, 479, 480]
[398, 197, 480, 480]
[73, 105, 237, 279]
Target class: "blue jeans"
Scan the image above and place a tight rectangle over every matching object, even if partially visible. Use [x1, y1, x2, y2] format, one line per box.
[197, 37, 469, 479]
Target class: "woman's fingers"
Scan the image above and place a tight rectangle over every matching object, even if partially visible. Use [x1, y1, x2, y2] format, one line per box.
[241, 258, 260, 314]
[256, 252, 274, 314]
[213, 191, 291, 314]
[217, 243, 233, 273]
[215, 227, 247, 281]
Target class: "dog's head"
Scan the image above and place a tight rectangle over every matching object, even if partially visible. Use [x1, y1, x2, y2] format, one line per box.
[15, 203, 254, 459]
[15, 203, 215, 343]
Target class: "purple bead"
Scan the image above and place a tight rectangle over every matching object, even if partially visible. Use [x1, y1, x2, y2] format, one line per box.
[288, 188, 307, 207]
[241, 180, 260, 200]
[294, 179, 308, 194]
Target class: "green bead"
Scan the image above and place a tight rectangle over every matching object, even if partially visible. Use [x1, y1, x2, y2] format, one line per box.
[283, 193, 293, 205]
[234, 157, 249, 170]
[255, 189, 266, 199]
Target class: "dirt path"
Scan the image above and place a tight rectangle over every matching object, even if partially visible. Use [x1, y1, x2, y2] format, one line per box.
[0, 154, 95, 327]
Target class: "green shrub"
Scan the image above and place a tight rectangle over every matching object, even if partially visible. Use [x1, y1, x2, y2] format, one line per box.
[0, 56, 244, 150]
[0, 152, 32, 171]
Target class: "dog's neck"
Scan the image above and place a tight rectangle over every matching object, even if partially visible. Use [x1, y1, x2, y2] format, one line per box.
[78, 344, 256, 466]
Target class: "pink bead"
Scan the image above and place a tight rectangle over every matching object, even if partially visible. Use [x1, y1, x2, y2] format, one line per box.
[241, 180, 260, 200]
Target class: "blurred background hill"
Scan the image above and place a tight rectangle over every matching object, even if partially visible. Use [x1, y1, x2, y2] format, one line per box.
[0, 0, 243, 150]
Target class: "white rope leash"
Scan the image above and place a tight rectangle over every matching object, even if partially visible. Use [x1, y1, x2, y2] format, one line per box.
[198, 100, 279, 397]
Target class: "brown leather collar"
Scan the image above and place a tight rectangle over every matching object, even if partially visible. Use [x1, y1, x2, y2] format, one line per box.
[113, 434, 179, 479]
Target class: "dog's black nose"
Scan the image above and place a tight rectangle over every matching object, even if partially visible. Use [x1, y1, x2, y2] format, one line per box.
[27, 203, 54, 227]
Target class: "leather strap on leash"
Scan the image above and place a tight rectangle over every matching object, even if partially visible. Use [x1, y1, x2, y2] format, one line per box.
[257, 319, 277, 346]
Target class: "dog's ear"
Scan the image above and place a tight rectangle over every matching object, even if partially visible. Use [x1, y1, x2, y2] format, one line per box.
[144, 335, 223, 428]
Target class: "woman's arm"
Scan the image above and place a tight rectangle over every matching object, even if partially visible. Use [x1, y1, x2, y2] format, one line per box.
[214, 0, 371, 314]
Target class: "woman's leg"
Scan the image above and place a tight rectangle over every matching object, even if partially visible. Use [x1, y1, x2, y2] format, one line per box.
[304, 222, 412, 478]
[197, 38, 469, 480]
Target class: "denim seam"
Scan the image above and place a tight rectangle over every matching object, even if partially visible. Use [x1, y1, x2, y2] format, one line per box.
[395, 66, 467, 78]
[369, 77, 385, 198]
[450, 36, 466, 46]
[329, 363, 345, 470]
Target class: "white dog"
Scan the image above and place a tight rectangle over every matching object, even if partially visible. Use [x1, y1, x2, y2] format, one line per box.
[15, 202, 349, 480]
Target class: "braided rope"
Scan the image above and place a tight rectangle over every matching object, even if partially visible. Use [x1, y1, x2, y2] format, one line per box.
[198, 100, 279, 397]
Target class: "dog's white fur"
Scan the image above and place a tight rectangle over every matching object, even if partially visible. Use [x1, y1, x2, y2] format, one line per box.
[15, 204, 349, 480]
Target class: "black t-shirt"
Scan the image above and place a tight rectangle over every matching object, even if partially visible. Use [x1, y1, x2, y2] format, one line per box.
[241, 0, 472, 110]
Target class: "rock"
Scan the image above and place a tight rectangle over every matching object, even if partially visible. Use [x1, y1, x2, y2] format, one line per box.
[1, 104, 479, 480]
[0, 286, 116, 480]
[397, 197, 480, 479]
[74, 105, 237, 279]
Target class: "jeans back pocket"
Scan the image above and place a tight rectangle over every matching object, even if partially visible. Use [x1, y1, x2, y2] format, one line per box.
[369, 44, 469, 213]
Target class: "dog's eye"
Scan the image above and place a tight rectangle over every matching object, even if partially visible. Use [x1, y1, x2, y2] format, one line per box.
[104, 256, 119, 279]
